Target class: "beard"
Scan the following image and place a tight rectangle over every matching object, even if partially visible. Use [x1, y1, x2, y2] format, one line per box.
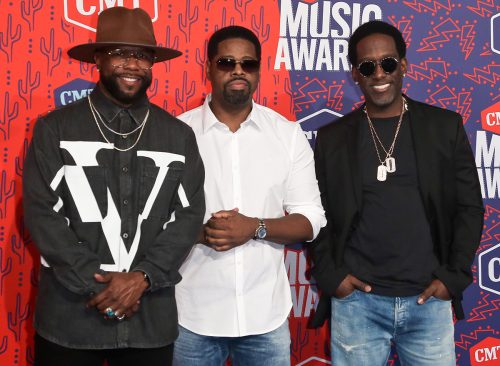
[100, 71, 152, 105]
[222, 78, 252, 105]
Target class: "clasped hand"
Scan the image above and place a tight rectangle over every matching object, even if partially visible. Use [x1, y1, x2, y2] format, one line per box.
[86, 271, 148, 319]
[203, 208, 258, 252]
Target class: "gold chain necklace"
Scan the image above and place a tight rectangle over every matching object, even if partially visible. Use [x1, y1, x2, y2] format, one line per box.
[364, 97, 408, 181]
[88, 96, 149, 152]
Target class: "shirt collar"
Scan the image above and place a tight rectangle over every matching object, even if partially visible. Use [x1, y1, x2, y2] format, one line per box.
[89, 86, 149, 126]
[201, 94, 262, 134]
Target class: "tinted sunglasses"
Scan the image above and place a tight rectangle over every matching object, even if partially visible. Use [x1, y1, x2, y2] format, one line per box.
[215, 57, 260, 73]
[356, 57, 399, 77]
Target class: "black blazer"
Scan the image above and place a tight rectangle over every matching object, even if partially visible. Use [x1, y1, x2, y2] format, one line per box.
[309, 97, 484, 327]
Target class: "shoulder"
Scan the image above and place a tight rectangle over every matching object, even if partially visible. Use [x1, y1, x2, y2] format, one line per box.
[34, 97, 89, 132]
[317, 107, 361, 137]
[252, 103, 299, 133]
[149, 103, 195, 135]
[176, 104, 203, 128]
[407, 98, 462, 124]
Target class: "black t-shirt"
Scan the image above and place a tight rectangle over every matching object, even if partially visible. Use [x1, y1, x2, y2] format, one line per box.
[344, 112, 439, 296]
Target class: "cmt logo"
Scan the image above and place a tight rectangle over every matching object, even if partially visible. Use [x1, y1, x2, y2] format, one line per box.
[470, 337, 500, 365]
[298, 109, 343, 147]
[481, 102, 500, 135]
[64, 0, 158, 32]
[54, 78, 96, 107]
[492, 13, 500, 54]
[478, 243, 500, 295]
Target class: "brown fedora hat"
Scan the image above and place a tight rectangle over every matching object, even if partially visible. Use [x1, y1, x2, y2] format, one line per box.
[68, 7, 181, 63]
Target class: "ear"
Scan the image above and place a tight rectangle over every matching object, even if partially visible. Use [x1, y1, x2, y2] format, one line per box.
[206, 59, 212, 82]
[94, 53, 102, 70]
[400, 57, 407, 76]
[351, 66, 359, 85]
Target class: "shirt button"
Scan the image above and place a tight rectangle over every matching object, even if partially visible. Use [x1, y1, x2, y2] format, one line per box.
[123, 199, 128, 205]
[122, 166, 128, 173]
[122, 233, 129, 239]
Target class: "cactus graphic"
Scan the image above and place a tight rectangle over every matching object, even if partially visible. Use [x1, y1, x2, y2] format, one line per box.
[179, 0, 199, 43]
[0, 14, 22, 62]
[1, 92, 20, 140]
[18, 61, 41, 109]
[0, 246, 13, 296]
[0, 170, 15, 219]
[251, 6, 270, 45]
[148, 78, 159, 100]
[195, 40, 208, 84]
[234, 0, 252, 21]
[21, 0, 43, 32]
[290, 322, 309, 361]
[40, 28, 62, 76]
[11, 233, 27, 266]
[284, 77, 295, 114]
[162, 26, 180, 73]
[175, 71, 196, 114]
[205, 0, 216, 11]
[0, 336, 7, 355]
[61, 18, 74, 43]
[7, 293, 31, 342]
[15, 138, 29, 178]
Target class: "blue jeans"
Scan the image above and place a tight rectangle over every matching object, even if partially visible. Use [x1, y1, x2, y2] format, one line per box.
[331, 291, 455, 366]
[172, 321, 290, 366]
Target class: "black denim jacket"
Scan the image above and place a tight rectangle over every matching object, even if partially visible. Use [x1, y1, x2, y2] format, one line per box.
[23, 88, 205, 349]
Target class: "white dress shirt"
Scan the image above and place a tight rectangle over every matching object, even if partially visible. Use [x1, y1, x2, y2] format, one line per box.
[176, 95, 326, 337]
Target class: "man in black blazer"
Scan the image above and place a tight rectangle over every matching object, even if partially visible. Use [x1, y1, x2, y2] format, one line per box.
[309, 20, 484, 366]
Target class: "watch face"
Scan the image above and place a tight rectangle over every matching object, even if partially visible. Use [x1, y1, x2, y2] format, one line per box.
[257, 226, 267, 239]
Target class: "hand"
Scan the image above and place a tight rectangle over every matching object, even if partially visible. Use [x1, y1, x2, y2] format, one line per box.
[417, 279, 451, 304]
[86, 272, 148, 319]
[205, 208, 258, 252]
[334, 274, 371, 299]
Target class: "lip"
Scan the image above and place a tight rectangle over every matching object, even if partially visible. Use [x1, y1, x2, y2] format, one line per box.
[227, 79, 249, 90]
[371, 83, 391, 92]
[117, 74, 142, 87]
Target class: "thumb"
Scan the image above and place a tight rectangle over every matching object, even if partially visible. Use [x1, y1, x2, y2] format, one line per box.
[352, 278, 372, 293]
[417, 286, 434, 305]
[94, 273, 111, 283]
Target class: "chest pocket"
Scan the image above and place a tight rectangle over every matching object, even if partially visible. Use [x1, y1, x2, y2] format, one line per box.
[139, 165, 183, 220]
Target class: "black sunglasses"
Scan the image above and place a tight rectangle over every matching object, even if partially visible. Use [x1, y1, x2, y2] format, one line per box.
[215, 57, 260, 73]
[356, 57, 399, 77]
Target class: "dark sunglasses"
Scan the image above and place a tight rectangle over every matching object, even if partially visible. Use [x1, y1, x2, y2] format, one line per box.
[356, 57, 399, 77]
[215, 57, 260, 73]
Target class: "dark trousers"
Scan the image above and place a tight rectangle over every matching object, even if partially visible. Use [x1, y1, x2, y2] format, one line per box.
[35, 333, 173, 366]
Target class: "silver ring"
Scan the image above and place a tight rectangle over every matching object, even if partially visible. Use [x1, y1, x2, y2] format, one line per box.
[116, 313, 126, 321]
[105, 307, 115, 317]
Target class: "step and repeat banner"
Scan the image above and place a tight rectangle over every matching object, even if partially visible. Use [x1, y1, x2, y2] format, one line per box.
[0, 1, 499, 365]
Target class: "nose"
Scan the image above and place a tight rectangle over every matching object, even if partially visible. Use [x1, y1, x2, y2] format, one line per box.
[232, 62, 245, 75]
[121, 57, 141, 70]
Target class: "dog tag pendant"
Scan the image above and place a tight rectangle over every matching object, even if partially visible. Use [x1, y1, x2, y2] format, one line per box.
[377, 164, 387, 181]
[385, 157, 396, 173]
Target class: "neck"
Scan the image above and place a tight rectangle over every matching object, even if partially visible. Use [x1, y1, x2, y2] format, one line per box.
[365, 95, 404, 118]
[209, 99, 252, 133]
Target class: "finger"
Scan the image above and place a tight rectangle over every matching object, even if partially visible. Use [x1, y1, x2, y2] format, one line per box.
[94, 273, 113, 284]
[87, 289, 110, 308]
[206, 236, 231, 246]
[212, 244, 234, 252]
[417, 286, 435, 304]
[351, 277, 371, 292]
[205, 227, 230, 239]
[212, 209, 238, 219]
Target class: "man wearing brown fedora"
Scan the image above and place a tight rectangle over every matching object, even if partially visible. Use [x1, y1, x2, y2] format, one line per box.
[23, 7, 205, 366]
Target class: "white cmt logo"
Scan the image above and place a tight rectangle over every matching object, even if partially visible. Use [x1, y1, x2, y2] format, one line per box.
[64, 0, 158, 32]
[492, 13, 500, 54]
[44, 141, 187, 272]
[478, 243, 500, 295]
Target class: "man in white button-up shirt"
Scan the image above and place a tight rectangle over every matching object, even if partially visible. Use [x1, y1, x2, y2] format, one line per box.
[173, 26, 326, 366]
